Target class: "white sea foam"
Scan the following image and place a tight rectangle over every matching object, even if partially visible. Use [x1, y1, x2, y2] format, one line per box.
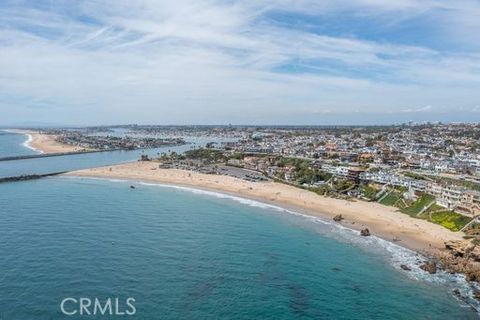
[21, 133, 42, 154]
[3, 129, 43, 154]
[64, 175, 480, 311]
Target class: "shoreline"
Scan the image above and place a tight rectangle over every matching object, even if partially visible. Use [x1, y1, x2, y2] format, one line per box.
[7, 129, 82, 154]
[22, 132, 42, 153]
[64, 161, 465, 256]
[2, 129, 42, 153]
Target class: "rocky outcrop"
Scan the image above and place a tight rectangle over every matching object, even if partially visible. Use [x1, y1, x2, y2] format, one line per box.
[333, 214, 344, 222]
[474, 290, 480, 301]
[420, 262, 437, 274]
[360, 228, 370, 236]
[400, 264, 411, 271]
[444, 240, 480, 262]
[435, 239, 480, 286]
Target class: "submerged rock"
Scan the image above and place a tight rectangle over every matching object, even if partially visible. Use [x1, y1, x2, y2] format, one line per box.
[453, 288, 461, 298]
[420, 262, 437, 274]
[360, 228, 370, 236]
[400, 264, 411, 271]
[333, 214, 344, 222]
[473, 290, 480, 301]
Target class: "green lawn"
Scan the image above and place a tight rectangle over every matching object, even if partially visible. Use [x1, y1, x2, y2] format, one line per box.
[378, 191, 402, 206]
[429, 211, 472, 232]
[376, 190, 473, 232]
[361, 185, 379, 200]
[424, 203, 444, 214]
[402, 193, 435, 216]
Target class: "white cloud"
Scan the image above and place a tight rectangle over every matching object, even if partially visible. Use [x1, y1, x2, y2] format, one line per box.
[399, 105, 433, 113]
[0, 0, 479, 125]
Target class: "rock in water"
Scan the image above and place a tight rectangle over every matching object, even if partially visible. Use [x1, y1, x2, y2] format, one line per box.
[420, 262, 437, 274]
[333, 214, 344, 222]
[466, 271, 479, 282]
[130, 185, 136, 189]
[360, 228, 370, 236]
[473, 290, 480, 301]
[453, 288, 461, 297]
[400, 264, 411, 271]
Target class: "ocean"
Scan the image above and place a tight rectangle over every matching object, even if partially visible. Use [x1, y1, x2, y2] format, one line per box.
[0, 130, 38, 157]
[0, 130, 478, 319]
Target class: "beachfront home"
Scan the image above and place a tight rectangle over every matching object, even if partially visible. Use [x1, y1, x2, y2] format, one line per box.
[456, 191, 480, 217]
[427, 183, 464, 209]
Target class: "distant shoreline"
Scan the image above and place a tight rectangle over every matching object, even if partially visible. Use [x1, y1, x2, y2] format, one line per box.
[6, 129, 82, 154]
[2, 129, 42, 153]
[65, 161, 464, 256]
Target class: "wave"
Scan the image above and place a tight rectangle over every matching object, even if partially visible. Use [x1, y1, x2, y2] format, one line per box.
[62, 175, 480, 312]
[21, 133, 43, 154]
[2, 129, 43, 154]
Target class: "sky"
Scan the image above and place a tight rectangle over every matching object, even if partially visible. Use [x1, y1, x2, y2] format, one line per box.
[1, 0, 480, 126]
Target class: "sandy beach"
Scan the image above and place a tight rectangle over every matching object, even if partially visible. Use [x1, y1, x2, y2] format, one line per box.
[10, 130, 83, 154]
[66, 161, 464, 255]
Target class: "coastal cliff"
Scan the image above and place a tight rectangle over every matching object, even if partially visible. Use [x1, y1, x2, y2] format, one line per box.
[439, 240, 480, 283]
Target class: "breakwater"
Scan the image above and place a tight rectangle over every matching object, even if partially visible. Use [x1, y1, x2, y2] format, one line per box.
[0, 172, 66, 183]
[0, 150, 121, 162]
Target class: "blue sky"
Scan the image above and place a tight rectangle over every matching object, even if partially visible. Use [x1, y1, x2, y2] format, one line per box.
[1, 0, 480, 125]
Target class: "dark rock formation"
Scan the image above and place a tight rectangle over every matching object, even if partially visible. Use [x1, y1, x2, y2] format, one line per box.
[453, 288, 461, 298]
[360, 228, 370, 236]
[400, 264, 411, 271]
[473, 290, 480, 301]
[333, 214, 344, 222]
[419, 262, 437, 274]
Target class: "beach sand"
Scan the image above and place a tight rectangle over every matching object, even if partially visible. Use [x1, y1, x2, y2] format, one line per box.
[14, 130, 84, 154]
[66, 161, 464, 255]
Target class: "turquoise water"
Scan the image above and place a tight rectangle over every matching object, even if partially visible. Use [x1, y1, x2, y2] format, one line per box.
[0, 130, 37, 157]
[0, 177, 477, 319]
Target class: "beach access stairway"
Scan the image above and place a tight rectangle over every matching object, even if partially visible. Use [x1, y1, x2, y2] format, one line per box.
[375, 185, 389, 201]
[417, 200, 436, 217]
[377, 188, 391, 202]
